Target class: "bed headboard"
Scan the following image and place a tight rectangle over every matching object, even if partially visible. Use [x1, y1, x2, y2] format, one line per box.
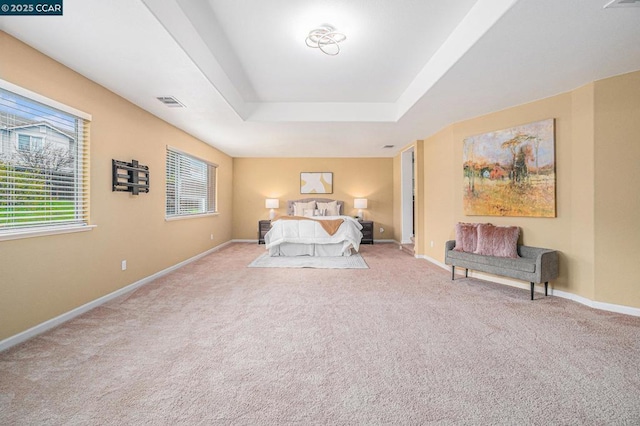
[287, 198, 344, 216]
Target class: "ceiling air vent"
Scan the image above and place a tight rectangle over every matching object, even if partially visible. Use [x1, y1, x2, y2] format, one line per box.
[604, 0, 640, 8]
[156, 96, 185, 108]
[382, 145, 395, 149]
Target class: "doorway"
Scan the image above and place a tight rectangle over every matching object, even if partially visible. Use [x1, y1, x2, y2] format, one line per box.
[401, 147, 415, 246]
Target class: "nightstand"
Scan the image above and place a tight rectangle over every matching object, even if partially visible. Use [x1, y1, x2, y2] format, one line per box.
[359, 220, 374, 244]
[258, 220, 271, 244]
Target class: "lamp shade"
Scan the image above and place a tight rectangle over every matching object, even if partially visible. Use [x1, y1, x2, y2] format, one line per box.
[354, 198, 368, 209]
[265, 198, 279, 209]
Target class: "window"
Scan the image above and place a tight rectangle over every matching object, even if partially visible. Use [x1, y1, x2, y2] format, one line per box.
[18, 134, 30, 151]
[165, 147, 217, 218]
[17, 134, 43, 152]
[0, 82, 91, 237]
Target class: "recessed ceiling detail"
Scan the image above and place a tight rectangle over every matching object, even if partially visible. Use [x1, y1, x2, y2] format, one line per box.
[142, 0, 512, 123]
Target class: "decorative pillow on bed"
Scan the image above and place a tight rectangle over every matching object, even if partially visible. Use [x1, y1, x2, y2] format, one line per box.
[453, 222, 480, 253]
[474, 223, 520, 258]
[294, 201, 316, 216]
[317, 200, 339, 216]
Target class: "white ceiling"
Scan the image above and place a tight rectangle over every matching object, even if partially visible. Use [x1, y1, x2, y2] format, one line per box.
[1, 0, 639, 157]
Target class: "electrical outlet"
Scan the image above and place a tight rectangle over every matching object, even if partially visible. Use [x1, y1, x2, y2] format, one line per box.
[121, 260, 127, 271]
[210, 234, 214, 240]
[430, 240, 434, 248]
[379, 227, 384, 233]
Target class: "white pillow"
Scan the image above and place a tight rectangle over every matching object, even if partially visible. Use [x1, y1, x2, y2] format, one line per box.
[303, 209, 315, 218]
[294, 201, 316, 216]
[317, 200, 339, 216]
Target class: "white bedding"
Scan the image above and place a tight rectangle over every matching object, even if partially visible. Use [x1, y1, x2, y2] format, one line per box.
[265, 215, 363, 256]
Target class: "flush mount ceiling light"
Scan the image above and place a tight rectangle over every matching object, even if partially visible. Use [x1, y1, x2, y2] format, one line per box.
[305, 25, 346, 56]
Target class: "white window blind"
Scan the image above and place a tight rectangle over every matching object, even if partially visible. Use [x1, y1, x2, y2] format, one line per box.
[0, 86, 90, 235]
[165, 147, 217, 218]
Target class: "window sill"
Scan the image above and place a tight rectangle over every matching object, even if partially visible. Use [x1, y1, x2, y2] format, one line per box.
[0, 224, 97, 242]
[165, 212, 219, 222]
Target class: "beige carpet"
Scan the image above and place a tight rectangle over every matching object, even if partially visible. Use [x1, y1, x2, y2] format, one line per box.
[248, 252, 368, 268]
[1, 243, 639, 425]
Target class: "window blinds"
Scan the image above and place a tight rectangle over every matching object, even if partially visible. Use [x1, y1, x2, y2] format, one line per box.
[165, 147, 217, 217]
[0, 87, 90, 233]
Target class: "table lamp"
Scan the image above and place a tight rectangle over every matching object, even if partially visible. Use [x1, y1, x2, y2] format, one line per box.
[354, 198, 368, 220]
[265, 198, 279, 220]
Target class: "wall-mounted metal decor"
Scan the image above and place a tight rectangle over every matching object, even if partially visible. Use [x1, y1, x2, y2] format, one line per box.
[112, 159, 149, 195]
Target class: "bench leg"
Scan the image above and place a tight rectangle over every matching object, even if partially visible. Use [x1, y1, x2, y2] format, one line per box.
[451, 266, 455, 280]
[530, 282, 534, 300]
[465, 268, 468, 278]
[545, 282, 548, 296]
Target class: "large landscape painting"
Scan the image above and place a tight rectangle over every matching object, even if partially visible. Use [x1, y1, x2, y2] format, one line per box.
[463, 119, 556, 217]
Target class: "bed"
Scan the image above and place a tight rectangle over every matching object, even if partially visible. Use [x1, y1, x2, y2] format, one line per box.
[264, 198, 363, 257]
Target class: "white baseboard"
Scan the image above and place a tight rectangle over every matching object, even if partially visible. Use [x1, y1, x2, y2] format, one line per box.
[0, 241, 233, 352]
[551, 289, 640, 317]
[416, 254, 640, 317]
[417, 254, 448, 268]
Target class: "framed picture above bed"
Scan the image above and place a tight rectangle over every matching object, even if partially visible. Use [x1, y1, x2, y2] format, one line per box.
[300, 172, 333, 194]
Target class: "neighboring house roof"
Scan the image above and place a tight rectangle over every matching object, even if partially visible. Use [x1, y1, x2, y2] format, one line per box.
[2, 121, 75, 142]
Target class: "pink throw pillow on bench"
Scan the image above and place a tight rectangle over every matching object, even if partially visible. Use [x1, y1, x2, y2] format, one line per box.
[474, 223, 520, 258]
[454, 222, 480, 253]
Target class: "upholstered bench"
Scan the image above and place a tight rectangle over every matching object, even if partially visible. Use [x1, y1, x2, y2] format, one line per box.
[445, 239, 559, 300]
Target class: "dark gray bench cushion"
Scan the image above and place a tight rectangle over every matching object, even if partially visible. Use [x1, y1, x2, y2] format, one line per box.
[446, 250, 536, 273]
[445, 240, 558, 284]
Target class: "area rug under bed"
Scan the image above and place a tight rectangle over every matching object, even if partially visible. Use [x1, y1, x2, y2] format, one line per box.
[248, 252, 368, 269]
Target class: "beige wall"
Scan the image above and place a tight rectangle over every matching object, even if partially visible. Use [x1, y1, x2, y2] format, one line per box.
[593, 72, 640, 307]
[232, 158, 393, 241]
[0, 33, 234, 341]
[422, 128, 455, 258]
[570, 83, 596, 301]
[405, 70, 640, 308]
